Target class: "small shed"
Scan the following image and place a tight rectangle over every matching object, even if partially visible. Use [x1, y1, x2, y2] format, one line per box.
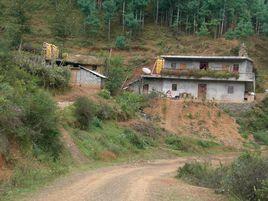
[70, 66, 107, 88]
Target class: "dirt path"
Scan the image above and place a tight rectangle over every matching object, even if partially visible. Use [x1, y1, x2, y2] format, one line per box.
[22, 154, 237, 201]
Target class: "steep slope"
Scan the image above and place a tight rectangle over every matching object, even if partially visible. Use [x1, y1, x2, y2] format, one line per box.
[144, 99, 244, 147]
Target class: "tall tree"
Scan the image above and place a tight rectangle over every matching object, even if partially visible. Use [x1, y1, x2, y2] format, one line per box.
[103, 0, 117, 40]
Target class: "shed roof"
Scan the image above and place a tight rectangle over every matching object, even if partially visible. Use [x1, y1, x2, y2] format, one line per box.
[66, 54, 104, 66]
[79, 66, 107, 79]
[161, 55, 253, 62]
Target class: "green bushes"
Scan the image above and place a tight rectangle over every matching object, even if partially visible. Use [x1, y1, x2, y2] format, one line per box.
[178, 162, 225, 188]
[98, 89, 111, 99]
[105, 57, 126, 95]
[237, 96, 268, 145]
[115, 36, 127, 49]
[15, 53, 71, 89]
[225, 19, 254, 40]
[116, 92, 145, 120]
[165, 135, 219, 153]
[70, 122, 154, 160]
[177, 152, 268, 201]
[25, 90, 62, 158]
[161, 69, 239, 79]
[74, 97, 98, 129]
[0, 84, 62, 159]
[123, 129, 153, 149]
[74, 93, 146, 129]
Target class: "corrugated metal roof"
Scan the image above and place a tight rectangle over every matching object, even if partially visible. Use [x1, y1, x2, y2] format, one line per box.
[79, 66, 107, 79]
[161, 55, 253, 62]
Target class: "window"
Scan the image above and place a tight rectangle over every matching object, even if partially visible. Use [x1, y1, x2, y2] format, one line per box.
[171, 62, 177, 69]
[143, 84, 149, 94]
[233, 64, 239, 72]
[179, 63, 187, 70]
[228, 86, 234, 94]
[92, 66, 97, 71]
[200, 62, 209, 70]
[246, 65, 252, 73]
[172, 84, 177, 91]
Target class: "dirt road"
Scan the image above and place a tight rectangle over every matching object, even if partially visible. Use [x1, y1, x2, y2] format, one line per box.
[23, 155, 236, 201]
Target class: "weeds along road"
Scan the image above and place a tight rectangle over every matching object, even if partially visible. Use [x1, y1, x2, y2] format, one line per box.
[23, 154, 236, 201]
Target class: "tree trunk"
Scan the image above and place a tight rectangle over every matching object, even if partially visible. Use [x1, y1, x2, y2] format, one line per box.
[169, 7, 173, 27]
[122, 1, 125, 32]
[176, 7, 180, 34]
[220, 1, 226, 36]
[155, 0, 159, 24]
[108, 19, 111, 41]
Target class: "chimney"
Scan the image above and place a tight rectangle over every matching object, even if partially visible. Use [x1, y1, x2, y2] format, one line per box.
[239, 43, 248, 57]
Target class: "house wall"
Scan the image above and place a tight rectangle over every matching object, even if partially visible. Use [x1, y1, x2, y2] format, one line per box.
[163, 59, 254, 81]
[76, 69, 102, 87]
[131, 78, 246, 102]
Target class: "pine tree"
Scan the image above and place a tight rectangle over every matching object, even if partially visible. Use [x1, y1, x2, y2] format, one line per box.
[103, 0, 117, 41]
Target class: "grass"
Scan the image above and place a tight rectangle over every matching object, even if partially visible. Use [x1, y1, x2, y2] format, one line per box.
[68, 122, 156, 161]
[177, 152, 268, 201]
[0, 152, 72, 201]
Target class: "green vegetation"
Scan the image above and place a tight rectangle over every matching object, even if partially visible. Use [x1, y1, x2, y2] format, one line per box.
[237, 96, 268, 145]
[161, 69, 239, 79]
[74, 97, 98, 130]
[165, 135, 220, 153]
[16, 54, 71, 89]
[115, 36, 128, 49]
[178, 152, 268, 201]
[69, 122, 154, 160]
[115, 92, 146, 120]
[105, 57, 127, 95]
[0, 54, 62, 160]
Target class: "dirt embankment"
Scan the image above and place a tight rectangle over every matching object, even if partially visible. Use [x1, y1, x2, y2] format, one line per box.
[144, 99, 244, 147]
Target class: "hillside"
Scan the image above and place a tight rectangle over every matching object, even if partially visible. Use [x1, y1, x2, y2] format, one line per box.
[144, 99, 244, 147]
[1, 1, 268, 200]
[1, 0, 268, 88]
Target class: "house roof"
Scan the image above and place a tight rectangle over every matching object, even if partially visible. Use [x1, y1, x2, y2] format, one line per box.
[79, 66, 107, 79]
[161, 55, 253, 62]
[65, 54, 105, 66]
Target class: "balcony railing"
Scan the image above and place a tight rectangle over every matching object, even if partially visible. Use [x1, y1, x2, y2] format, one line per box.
[161, 69, 240, 79]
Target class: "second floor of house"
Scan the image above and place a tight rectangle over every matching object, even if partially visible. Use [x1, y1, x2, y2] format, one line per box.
[157, 55, 255, 82]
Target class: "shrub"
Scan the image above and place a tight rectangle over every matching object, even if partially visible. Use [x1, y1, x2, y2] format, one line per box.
[123, 129, 152, 149]
[115, 36, 127, 49]
[74, 97, 97, 129]
[178, 152, 268, 201]
[105, 57, 126, 95]
[197, 22, 210, 36]
[15, 54, 71, 89]
[237, 96, 268, 145]
[24, 90, 62, 158]
[92, 117, 102, 128]
[165, 135, 218, 152]
[225, 19, 254, 40]
[116, 92, 145, 120]
[161, 69, 239, 79]
[98, 89, 111, 99]
[224, 152, 268, 201]
[97, 103, 116, 120]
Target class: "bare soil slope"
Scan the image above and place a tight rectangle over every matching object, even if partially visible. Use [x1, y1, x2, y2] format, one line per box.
[145, 99, 244, 147]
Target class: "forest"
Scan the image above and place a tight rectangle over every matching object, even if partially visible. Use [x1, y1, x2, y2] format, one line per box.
[1, 0, 268, 49]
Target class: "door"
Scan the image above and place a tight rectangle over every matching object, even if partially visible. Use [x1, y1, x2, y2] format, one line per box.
[143, 84, 149, 94]
[71, 69, 79, 85]
[198, 84, 207, 100]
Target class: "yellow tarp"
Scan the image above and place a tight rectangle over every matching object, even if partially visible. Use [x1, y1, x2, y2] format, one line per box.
[43, 42, 59, 60]
[155, 58, 164, 74]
